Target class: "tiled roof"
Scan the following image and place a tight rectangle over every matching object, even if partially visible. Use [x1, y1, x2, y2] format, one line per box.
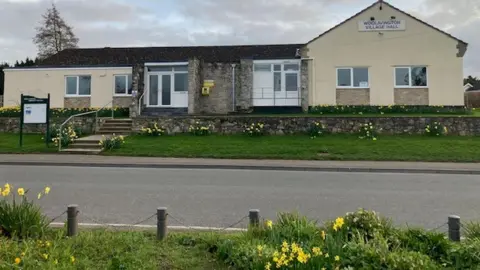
[38, 44, 304, 66]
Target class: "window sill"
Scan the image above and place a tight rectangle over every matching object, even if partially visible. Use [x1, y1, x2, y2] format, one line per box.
[114, 94, 132, 97]
[336, 87, 370, 89]
[65, 95, 91, 98]
[394, 86, 428, 89]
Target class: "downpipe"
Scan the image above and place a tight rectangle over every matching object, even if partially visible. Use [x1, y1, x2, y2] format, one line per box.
[231, 63, 237, 112]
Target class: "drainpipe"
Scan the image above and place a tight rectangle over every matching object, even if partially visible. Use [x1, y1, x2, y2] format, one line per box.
[301, 57, 315, 106]
[231, 63, 237, 112]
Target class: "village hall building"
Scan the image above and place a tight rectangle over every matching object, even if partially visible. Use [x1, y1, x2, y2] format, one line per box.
[3, 0, 468, 116]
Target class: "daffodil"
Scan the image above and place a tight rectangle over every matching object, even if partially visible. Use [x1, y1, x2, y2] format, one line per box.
[15, 258, 21, 264]
[321, 230, 326, 240]
[45, 187, 51, 194]
[38, 192, 42, 199]
[71, 256, 75, 263]
[335, 255, 340, 261]
[42, 253, 49, 260]
[265, 262, 271, 270]
[265, 220, 273, 229]
[17, 188, 25, 196]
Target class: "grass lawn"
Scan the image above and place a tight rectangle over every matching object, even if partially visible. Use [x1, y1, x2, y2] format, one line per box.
[0, 133, 56, 154]
[0, 230, 227, 270]
[107, 134, 480, 162]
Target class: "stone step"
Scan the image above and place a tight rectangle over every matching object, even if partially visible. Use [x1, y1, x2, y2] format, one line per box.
[60, 148, 102, 155]
[103, 119, 132, 123]
[101, 123, 132, 128]
[98, 126, 132, 132]
[69, 143, 102, 149]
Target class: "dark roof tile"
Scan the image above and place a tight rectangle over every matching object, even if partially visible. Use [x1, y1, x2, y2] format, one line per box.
[39, 44, 304, 66]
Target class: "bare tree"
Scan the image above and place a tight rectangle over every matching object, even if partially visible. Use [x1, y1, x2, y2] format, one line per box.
[33, 3, 79, 59]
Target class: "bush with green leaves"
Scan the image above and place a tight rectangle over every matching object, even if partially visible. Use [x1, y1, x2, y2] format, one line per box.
[244, 122, 265, 137]
[425, 122, 448, 136]
[358, 123, 378, 140]
[308, 105, 470, 115]
[335, 209, 394, 241]
[0, 106, 129, 118]
[0, 183, 51, 239]
[188, 121, 212, 136]
[307, 121, 325, 138]
[99, 134, 125, 150]
[48, 124, 78, 147]
[141, 122, 165, 136]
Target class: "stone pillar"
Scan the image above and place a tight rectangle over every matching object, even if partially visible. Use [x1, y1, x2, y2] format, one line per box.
[188, 57, 201, 114]
[238, 59, 253, 112]
[129, 64, 145, 118]
[300, 60, 309, 112]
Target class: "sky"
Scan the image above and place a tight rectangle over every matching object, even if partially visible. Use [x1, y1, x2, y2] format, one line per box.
[0, 0, 479, 76]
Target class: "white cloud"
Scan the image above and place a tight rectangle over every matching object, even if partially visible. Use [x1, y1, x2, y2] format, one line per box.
[0, 0, 478, 76]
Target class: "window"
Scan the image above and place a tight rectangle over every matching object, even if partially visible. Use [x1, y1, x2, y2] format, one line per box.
[395, 66, 427, 87]
[285, 73, 298, 91]
[174, 73, 188, 92]
[65, 76, 91, 96]
[284, 64, 299, 71]
[336, 67, 369, 88]
[114, 75, 133, 95]
[254, 64, 271, 71]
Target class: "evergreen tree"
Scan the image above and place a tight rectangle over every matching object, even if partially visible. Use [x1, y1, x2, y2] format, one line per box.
[33, 3, 79, 59]
[464, 76, 480, 90]
[0, 62, 10, 96]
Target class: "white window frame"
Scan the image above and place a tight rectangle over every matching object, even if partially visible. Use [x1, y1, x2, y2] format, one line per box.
[65, 75, 91, 97]
[336, 67, 370, 89]
[113, 74, 133, 96]
[394, 66, 428, 88]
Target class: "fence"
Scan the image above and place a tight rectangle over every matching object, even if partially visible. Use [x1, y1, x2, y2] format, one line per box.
[48, 205, 465, 242]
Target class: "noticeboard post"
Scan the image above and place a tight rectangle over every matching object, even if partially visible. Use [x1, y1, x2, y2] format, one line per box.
[20, 94, 50, 147]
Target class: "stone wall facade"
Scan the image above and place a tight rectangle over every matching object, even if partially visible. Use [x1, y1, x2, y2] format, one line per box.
[300, 61, 309, 112]
[197, 62, 233, 114]
[0, 95, 3, 107]
[113, 96, 132, 108]
[394, 88, 429, 105]
[237, 59, 253, 112]
[64, 97, 91, 108]
[336, 89, 370, 105]
[132, 116, 480, 136]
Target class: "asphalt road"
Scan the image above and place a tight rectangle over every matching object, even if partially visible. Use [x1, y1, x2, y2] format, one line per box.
[1, 165, 479, 230]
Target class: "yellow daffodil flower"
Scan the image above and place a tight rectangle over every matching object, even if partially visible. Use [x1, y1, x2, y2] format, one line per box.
[17, 188, 25, 196]
[15, 258, 21, 265]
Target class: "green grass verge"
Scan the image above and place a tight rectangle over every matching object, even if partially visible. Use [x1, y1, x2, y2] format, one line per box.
[107, 134, 480, 162]
[0, 230, 227, 270]
[0, 133, 56, 154]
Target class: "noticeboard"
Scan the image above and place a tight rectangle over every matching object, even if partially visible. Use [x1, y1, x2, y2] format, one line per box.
[20, 94, 50, 147]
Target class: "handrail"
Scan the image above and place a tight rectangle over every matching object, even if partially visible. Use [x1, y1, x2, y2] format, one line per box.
[138, 91, 146, 116]
[58, 100, 114, 152]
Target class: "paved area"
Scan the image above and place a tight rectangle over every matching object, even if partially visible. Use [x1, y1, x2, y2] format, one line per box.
[1, 154, 479, 175]
[1, 165, 479, 229]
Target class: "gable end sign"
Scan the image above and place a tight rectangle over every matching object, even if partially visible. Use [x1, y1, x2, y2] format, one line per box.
[358, 20, 406, 31]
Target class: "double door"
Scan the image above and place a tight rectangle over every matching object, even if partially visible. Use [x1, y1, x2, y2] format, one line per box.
[148, 73, 172, 106]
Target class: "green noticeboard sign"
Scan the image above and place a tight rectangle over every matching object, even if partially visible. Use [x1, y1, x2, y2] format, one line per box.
[19, 94, 51, 147]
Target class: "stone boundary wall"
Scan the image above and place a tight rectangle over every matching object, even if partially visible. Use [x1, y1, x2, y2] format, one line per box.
[3, 116, 480, 136]
[0, 117, 108, 134]
[132, 116, 480, 136]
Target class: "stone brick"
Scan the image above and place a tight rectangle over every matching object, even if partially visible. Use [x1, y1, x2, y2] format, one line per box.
[64, 97, 91, 108]
[188, 58, 201, 114]
[238, 59, 253, 112]
[300, 61, 309, 112]
[336, 89, 370, 105]
[394, 88, 429, 105]
[113, 96, 132, 108]
[197, 62, 234, 114]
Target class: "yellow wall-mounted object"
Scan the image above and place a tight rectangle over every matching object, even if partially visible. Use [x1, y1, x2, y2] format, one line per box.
[203, 80, 215, 88]
[202, 87, 210, 96]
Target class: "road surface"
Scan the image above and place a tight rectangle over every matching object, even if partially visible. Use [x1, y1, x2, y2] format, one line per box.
[1, 165, 479, 230]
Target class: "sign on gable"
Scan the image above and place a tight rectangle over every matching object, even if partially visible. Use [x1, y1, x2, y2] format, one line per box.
[358, 20, 406, 31]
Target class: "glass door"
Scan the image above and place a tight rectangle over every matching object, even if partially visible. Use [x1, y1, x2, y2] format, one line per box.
[148, 73, 172, 106]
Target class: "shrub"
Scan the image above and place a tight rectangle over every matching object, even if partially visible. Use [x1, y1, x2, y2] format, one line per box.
[337, 209, 394, 241]
[358, 123, 377, 140]
[188, 121, 212, 136]
[244, 122, 265, 137]
[0, 183, 51, 239]
[463, 221, 480, 240]
[448, 239, 480, 269]
[425, 122, 448, 136]
[397, 228, 452, 264]
[49, 124, 78, 147]
[99, 134, 125, 150]
[141, 122, 165, 136]
[308, 105, 470, 115]
[307, 121, 325, 138]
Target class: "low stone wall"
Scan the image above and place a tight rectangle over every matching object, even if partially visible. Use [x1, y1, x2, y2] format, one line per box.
[0, 117, 105, 134]
[133, 116, 480, 136]
[0, 95, 3, 107]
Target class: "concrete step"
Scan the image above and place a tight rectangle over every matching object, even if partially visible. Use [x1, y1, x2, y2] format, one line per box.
[69, 143, 102, 149]
[98, 126, 132, 131]
[101, 123, 132, 128]
[103, 119, 132, 123]
[60, 148, 102, 155]
[96, 131, 131, 135]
